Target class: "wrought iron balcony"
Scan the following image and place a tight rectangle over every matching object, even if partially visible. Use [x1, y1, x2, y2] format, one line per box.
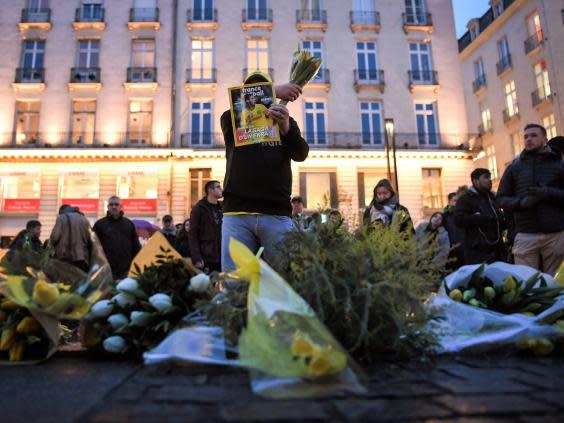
[242, 68, 274, 82]
[15, 68, 45, 83]
[186, 68, 217, 84]
[354, 69, 384, 84]
[408, 70, 439, 85]
[21, 8, 51, 23]
[180, 133, 224, 148]
[127, 67, 157, 83]
[75, 7, 104, 22]
[5, 132, 170, 148]
[402, 12, 433, 32]
[129, 8, 159, 22]
[531, 88, 552, 108]
[296, 9, 327, 30]
[241, 8, 272, 29]
[187, 8, 218, 29]
[472, 75, 487, 93]
[349, 11, 380, 31]
[309, 68, 330, 86]
[496, 54, 512, 76]
[502, 107, 520, 124]
[70, 68, 101, 83]
[524, 31, 544, 55]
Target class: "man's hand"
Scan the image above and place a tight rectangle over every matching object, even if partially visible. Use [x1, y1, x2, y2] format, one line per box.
[194, 260, 204, 269]
[267, 104, 290, 135]
[274, 83, 302, 102]
[520, 195, 541, 209]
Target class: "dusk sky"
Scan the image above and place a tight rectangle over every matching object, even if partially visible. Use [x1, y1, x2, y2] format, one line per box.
[452, 0, 491, 37]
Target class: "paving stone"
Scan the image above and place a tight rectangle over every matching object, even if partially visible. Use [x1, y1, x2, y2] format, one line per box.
[220, 401, 329, 422]
[366, 381, 444, 398]
[434, 394, 556, 416]
[433, 375, 532, 394]
[149, 384, 254, 404]
[529, 392, 564, 410]
[333, 399, 453, 421]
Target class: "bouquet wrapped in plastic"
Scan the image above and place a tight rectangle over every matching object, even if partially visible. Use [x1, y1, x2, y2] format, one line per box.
[279, 45, 321, 105]
[428, 262, 564, 355]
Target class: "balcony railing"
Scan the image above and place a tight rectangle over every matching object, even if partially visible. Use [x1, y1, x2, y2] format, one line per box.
[5, 132, 173, 148]
[310, 68, 330, 85]
[180, 133, 224, 148]
[350, 11, 380, 29]
[408, 70, 439, 85]
[241, 8, 272, 23]
[532, 88, 552, 107]
[524, 31, 544, 55]
[187, 8, 217, 23]
[21, 8, 51, 23]
[186, 68, 217, 84]
[502, 107, 520, 123]
[129, 8, 159, 22]
[354, 69, 385, 84]
[496, 54, 512, 76]
[70, 68, 101, 83]
[473, 75, 487, 93]
[75, 7, 104, 22]
[242, 68, 274, 82]
[15, 68, 45, 83]
[296, 9, 327, 25]
[402, 12, 433, 27]
[127, 67, 157, 83]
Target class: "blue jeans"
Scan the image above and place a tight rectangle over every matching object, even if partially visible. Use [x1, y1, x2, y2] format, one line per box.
[221, 214, 293, 271]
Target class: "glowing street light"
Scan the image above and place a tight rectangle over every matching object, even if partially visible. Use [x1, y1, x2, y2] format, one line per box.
[384, 118, 399, 195]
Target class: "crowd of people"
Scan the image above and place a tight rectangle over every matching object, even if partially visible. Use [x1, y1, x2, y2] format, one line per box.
[7, 73, 564, 280]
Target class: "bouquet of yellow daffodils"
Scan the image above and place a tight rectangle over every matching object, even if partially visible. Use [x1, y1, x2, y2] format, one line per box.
[279, 45, 321, 105]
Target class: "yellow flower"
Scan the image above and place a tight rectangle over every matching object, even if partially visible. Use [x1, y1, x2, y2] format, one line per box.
[290, 332, 315, 357]
[555, 261, 564, 287]
[307, 345, 347, 378]
[229, 238, 260, 287]
[32, 280, 59, 307]
[0, 327, 16, 351]
[16, 316, 41, 335]
[9, 340, 26, 362]
[0, 298, 19, 311]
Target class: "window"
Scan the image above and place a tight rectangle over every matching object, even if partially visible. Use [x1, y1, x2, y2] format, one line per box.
[79, 1, 103, 21]
[131, 39, 155, 67]
[409, 42, 433, 82]
[71, 100, 96, 145]
[189, 168, 212, 208]
[27, 0, 50, 21]
[128, 100, 152, 144]
[356, 41, 379, 81]
[190, 102, 212, 145]
[492, 0, 503, 18]
[354, 0, 374, 12]
[504, 80, 518, 117]
[527, 12, 542, 40]
[534, 60, 551, 99]
[480, 103, 492, 133]
[469, 22, 480, 40]
[474, 58, 485, 80]
[357, 170, 387, 208]
[117, 171, 158, 213]
[485, 145, 498, 180]
[0, 172, 41, 213]
[405, 0, 426, 23]
[15, 101, 40, 145]
[247, 0, 269, 20]
[77, 40, 99, 68]
[304, 101, 326, 145]
[422, 168, 443, 209]
[511, 132, 524, 157]
[59, 171, 100, 213]
[246, 39, 269, 73]
[497, 36, 510, 61]
[132, 0, 157, 20]
[299, 171, 338, 209]
[360, 102, 383, 145]
[21, 40, 45, 69]
[191, 39, 214, 81]
[415, 103, 439, 145]
[299, 0, 322, 20]
[301, 40, 324, 82]
[543, 114, 557, 139]
[193, 0, 214, 21]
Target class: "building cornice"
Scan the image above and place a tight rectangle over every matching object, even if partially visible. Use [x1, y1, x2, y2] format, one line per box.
[458, 0, 527, 61]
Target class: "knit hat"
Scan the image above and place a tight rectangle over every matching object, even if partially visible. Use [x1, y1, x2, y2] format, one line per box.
[244, 70, 272, 84]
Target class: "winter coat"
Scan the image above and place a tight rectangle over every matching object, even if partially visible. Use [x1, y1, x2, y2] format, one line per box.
[415, 223, 450, 264]
[454, 187, 506, 265]
[93, 213, 141, 279]
[188, 198, 222, 266]
[220, 111, 309, 216]
[161, 229, 177, 246]
[50, 211, 92, 266]
[173, 233, 191, 258]
[363, 194, 414, 233]
[14, 233, 42, 253]
[496, 146, 564, 234]
[442, 205, 465, 269]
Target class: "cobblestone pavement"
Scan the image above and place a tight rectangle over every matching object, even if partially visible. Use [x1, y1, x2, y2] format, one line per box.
[1, 354, 563, 422]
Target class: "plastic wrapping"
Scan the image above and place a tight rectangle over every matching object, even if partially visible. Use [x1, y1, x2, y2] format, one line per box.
[428, 262, 564, 354]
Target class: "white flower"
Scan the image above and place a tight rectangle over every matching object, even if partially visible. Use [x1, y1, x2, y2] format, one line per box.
[103, 336, 128, 354]
[90, 300, 114, 318]
[130, 311, 154, 327]
[107, 313, 129, 330]
[148, 293, 174, 314]
[116, 278, 139, 294]
[189, 273, 211, 293]
[112, 292, 136, 308]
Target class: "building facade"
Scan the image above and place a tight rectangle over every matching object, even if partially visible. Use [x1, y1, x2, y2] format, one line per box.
[458, 0, 564, 187]
[0, 0, 474, 242]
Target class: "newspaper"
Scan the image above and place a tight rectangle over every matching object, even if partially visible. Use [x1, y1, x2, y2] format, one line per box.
[228, 82, 280, 147]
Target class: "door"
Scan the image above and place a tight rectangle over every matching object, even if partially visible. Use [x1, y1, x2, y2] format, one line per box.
[71, 101, 96, 145]
[410, 43, 432, 82]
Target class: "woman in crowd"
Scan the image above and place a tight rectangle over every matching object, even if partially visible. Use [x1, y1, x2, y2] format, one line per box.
[363, 179, 413, 233]
[415, 212, 450, 265]
[173, 218, 191, 258]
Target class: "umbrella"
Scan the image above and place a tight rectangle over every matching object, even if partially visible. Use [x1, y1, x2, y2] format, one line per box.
[132, 219, 161, 239]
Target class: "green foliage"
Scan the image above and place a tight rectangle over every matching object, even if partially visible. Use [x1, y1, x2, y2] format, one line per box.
[271, 223, 441, 365]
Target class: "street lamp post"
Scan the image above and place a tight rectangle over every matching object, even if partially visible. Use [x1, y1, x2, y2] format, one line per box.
[384, 118, 399, 195]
